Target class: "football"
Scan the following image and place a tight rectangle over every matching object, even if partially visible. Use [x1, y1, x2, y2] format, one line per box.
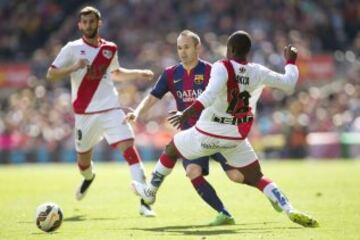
[35, 202, 63, 232]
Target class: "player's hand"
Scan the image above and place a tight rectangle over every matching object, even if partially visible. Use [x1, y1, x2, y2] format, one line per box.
[167, 111, 183, 129]
[168, 105, 198, 129]
[124, 112, 137, 123]
[140, 69, 154, 81]
[73, 59, 90, 71]
[284, 44, 298, 62]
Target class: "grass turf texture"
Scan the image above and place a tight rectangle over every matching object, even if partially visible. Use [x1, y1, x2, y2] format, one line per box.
[0, 160, 359, 240]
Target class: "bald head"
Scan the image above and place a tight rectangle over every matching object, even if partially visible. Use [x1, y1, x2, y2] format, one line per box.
[227, 31, 252, 59]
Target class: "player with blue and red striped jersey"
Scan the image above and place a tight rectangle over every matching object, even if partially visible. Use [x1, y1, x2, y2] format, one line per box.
[128, 30, 245, 225]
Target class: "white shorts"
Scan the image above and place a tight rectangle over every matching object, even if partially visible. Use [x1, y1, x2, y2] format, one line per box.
[74, 109, 134, 153]
[174, 126, 258, 168]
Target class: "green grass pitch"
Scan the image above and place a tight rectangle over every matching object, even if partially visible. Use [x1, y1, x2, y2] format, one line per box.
[0, 160, 359, 240]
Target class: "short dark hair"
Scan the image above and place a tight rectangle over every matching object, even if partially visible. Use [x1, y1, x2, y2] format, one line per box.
[79, 6, 101, 20]
[227, 31, 252, 56]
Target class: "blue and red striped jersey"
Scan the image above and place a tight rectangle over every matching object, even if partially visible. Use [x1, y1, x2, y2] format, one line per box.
[150, 59, 212, 130]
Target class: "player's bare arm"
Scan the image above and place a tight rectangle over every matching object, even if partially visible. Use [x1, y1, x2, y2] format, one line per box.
[46, 59, 89, 81]
[111, 67, 154, 82]
[126, 95, 159, 122]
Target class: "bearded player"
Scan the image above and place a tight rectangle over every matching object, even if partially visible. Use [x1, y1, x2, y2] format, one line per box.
[47, 6, 155, 217]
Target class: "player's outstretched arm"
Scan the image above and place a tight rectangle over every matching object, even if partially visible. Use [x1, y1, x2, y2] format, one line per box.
[261, 45, 299, 94]
[126, 94, 159, 122]
[112, 68, 154, 82]
[47, 59, 89, 81]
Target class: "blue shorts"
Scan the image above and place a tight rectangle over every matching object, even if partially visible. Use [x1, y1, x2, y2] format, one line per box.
[182, 152, 234, 176]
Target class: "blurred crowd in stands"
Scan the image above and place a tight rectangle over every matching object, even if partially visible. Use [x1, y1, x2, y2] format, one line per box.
[0, 0, 359, 163]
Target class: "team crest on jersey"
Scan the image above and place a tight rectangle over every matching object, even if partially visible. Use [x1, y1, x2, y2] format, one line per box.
[102, 49, 113, 59]
[194, 74, 204, 84]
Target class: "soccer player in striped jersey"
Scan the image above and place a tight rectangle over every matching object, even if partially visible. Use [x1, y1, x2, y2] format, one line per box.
[47, 6, 155, 217]
[128, 30, 246, 225]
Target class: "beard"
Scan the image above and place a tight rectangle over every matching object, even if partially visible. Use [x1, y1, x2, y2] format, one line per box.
[81, 28, 98, 39]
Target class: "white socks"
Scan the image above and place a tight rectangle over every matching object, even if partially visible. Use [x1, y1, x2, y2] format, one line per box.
[263, 182, 294, 213]
[79, 161, 95, 180]
[129, 162, 146, 184]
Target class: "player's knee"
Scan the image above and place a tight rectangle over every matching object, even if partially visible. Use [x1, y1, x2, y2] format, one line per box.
[226, 169, 245, 183]
[116, 139, 135, 153]
[185, 164, 202, 180]
[77, 149, 92, 164]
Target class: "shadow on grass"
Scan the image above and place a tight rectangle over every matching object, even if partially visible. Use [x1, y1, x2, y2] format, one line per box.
[63, 214, 121, 222]
[31, 231, 59, 235]
[63, 214, 87, 222]
[128, 222, 302, 236]
[17, 221, 33, 224]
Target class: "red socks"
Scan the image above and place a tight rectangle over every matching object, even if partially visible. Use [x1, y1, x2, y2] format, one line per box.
[123, 146, 141, 165]
[159, 153, 176, 169]
[256, 177, 273, 191]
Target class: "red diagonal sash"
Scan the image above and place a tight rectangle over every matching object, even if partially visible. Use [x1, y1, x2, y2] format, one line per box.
[221, 59, 254, 138]
[73, 45, 117, 114]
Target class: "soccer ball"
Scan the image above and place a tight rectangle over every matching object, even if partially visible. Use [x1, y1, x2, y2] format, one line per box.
[35, 202, 63, 232]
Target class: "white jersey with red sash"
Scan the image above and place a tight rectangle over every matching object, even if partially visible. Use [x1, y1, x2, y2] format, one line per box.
[195, 59, 299, 140]
[51, 38, 120, 114]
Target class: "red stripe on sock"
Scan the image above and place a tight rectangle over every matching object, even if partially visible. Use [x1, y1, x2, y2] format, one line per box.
[257, 177, 273, 192]
[159, 153, 176, 169]
[191, 176, 206, 187]
[123, 146, 141, 165]
[78, 162, 90, 171]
